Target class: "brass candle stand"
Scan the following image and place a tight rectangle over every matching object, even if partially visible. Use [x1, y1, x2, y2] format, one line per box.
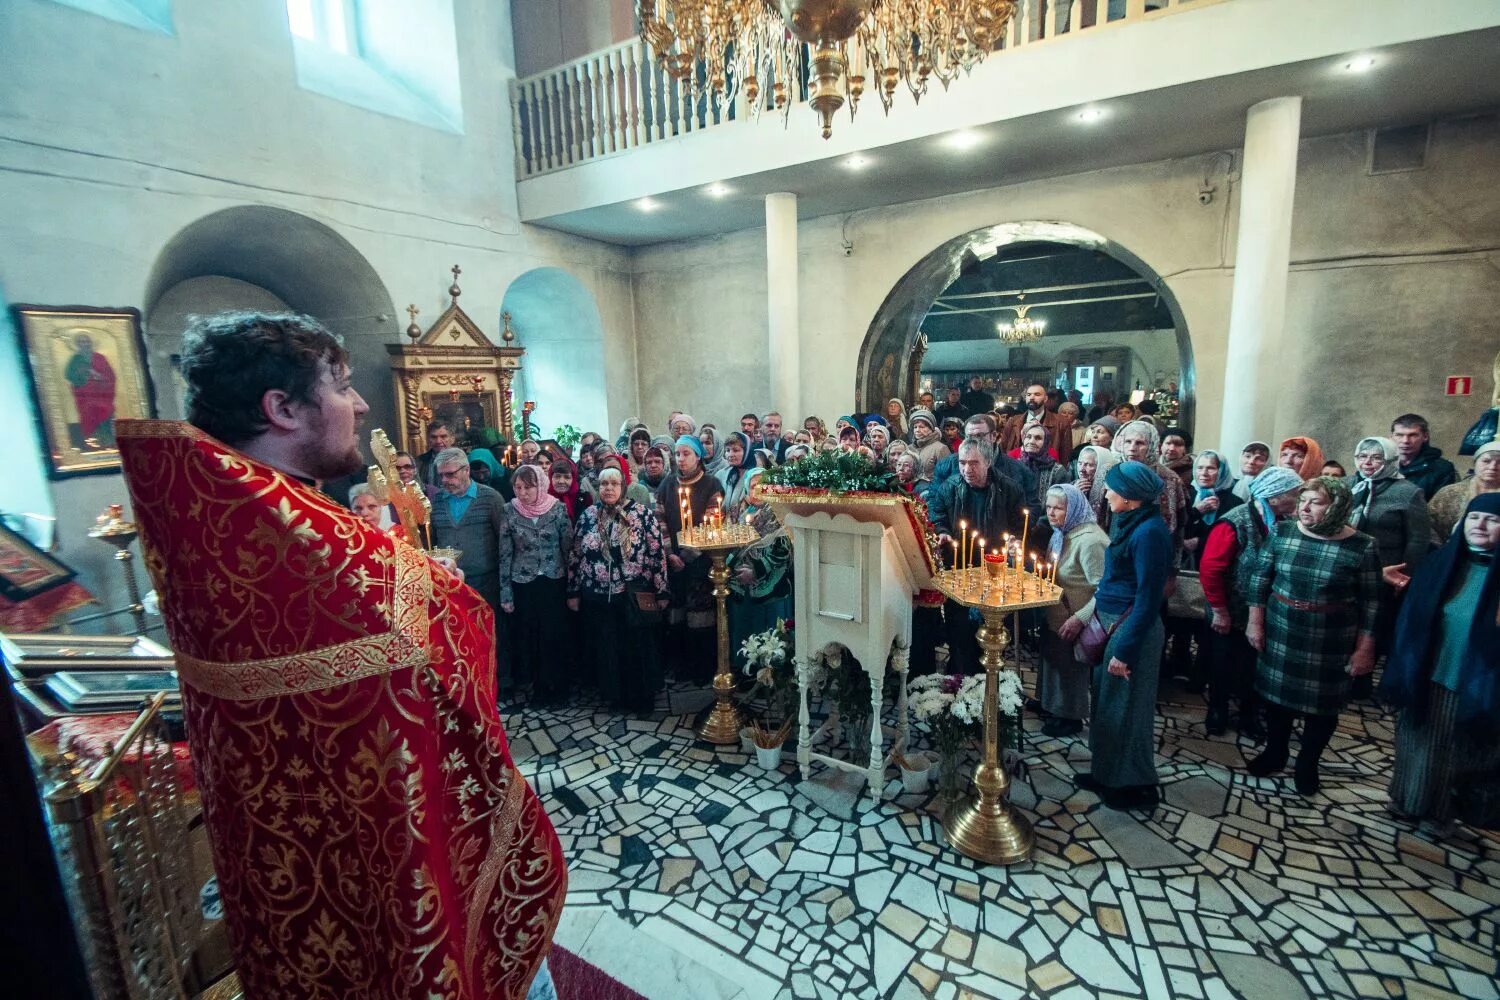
[678, 522, 760, 745]
[88, 504, 148, 634]
[930, 563, 1062, 866]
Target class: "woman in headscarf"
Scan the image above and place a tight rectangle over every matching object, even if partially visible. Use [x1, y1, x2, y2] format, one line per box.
[1277, 436, 1325, 483]
[837, 425, 861, 452]
[658, 435, 726, 683]
[1112, 420, 1188, 542]
[639, 443, 672, 495]
[627, 426, 653, 477]
[1246, 477, 1380, 795]
[1040, 484, 1110, 738]
[699, 424, 727, 477]
[1348, 436, 1431, 680]
[616, 417, 646, 451]
[1183, 450, 1243, 567]
[716, 431, 757, 514]
[1059, 402, 1087, 455]
[499, 464, 575, 702]
[727, 468, 795, 668]
[669, 413, 697, 438]
[1075, 462, 1174, 810]
[597, 452, 654, 508]
[1428, 440, 1500, 543]
[568, 468, 670, 713]
[941, 417, 965, 452]
[1011, 424, 1071, 551]
[1074, 444, 1119, 527]
[1382, 493, 1500, 834]
[833, 416, 856, 436]
[547, 456, 584, 522]
[892, 452, 926, 496]
[803, 416, 828, 443]
[866, 424, 891, 468]
[1199, 467, 1304, 738]
[882, 398, 909, 442]
[467, 446, 514, 501]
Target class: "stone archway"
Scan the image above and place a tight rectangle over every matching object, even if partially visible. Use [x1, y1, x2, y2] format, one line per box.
[143, 205, 398, 427]
[855, 221, 1195, 429]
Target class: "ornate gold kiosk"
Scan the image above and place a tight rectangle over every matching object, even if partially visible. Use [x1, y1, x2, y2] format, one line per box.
[388, 265, 525, 454]
[930, 564, 1061, 866]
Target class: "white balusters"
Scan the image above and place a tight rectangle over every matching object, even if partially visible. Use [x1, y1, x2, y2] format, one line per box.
[627, 44, 643, 147]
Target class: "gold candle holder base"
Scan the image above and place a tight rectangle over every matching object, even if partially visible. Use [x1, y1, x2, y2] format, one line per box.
[679, 531, 757, 745]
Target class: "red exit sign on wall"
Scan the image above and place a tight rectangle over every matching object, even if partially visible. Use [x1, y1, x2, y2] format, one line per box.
[1447, 376, 1472, 396]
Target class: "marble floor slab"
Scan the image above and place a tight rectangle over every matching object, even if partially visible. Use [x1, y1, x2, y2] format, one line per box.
[504, 657, 1500, 1000]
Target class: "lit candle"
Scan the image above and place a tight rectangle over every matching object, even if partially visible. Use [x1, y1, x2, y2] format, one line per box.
[1020, 508, 1030, 559]
[949, 537, 960, 572]
[958, 520, 968, 572]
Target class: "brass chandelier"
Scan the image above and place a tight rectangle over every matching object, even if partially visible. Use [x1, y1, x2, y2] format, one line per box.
[637, 0, 1017, 139]
[995, 300, 1045, 344]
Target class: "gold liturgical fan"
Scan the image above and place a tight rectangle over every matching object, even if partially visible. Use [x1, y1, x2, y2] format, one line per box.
[387, 265, 526, 456]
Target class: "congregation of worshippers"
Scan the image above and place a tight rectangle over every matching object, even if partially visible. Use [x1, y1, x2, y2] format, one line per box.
[344, 379, 1500, 831]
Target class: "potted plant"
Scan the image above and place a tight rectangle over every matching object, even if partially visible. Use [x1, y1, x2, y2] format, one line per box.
[739, 620, 797, 764]
[909, 670, 1024, 803]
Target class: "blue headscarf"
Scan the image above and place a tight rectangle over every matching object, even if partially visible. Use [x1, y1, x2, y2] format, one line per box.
[1046, 484, 1096, 561]
[725, 431, 755, 470]
[1192, 449, 1232, 525]
[1246, 467, 1303, 534]
[675, 434, 705, 459]
[1104, 461, 1164, 503]
[1381, 491, 1500, 730]
[863, 414, 889, 428]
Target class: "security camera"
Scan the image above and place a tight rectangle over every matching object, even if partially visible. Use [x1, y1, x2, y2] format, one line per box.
[1197, 188, 1215, 206]
[841, 240, 854, 257]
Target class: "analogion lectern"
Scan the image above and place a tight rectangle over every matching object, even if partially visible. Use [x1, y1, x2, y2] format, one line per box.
[753, 488, 937, 800]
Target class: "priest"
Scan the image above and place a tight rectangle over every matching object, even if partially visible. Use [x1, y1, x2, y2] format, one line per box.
[117, 311, 565, 1000]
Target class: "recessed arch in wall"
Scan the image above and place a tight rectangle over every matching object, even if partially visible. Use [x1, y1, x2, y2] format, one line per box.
[500, 268, 608, 439]
[856, 221, 1195, 431]
[142, 204, 399, 426]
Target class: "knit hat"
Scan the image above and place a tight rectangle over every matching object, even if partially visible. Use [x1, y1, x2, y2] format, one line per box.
[1104, 461, 1165, 502]
[1090, 416, 1121, 434]
[909, 408, 937, 430]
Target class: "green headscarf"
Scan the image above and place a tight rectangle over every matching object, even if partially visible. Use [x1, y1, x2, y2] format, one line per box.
[1303, 475, 1354, 536]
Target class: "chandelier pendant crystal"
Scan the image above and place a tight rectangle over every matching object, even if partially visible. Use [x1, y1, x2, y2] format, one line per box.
[636, 0, 1018, 140]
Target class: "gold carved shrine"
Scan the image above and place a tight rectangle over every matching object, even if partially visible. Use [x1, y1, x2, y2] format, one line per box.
[387, 265, 525, 455]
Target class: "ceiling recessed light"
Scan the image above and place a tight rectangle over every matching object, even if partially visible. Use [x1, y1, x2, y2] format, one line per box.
[1075, 108, 1106, 123]
[944, 129, 986, 151]
[844, 155, 870, 170]
[705, 183, 732, 198]
[636, 197, 659, 212]
[1342, 55, 1377, 73]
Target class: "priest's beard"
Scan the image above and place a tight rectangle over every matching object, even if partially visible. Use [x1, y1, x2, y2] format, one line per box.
[299, 415, 365, 481]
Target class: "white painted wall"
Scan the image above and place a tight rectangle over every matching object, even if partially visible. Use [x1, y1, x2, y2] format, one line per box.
[0, 0, 638, 612]
[631, 115, 1500, 466]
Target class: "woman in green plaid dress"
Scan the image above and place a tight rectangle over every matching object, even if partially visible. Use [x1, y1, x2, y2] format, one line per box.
[1246, 476, 1380, 795]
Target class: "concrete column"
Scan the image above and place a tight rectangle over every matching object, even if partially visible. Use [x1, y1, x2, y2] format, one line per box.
[1219, 96, 1301, 451]
[765, 192, 800, 420]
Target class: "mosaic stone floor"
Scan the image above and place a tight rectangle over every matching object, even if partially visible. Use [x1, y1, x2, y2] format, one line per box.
[503, 660, 1500, 1000]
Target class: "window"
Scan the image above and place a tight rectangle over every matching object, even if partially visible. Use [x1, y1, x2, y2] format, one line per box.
[284, 0, 464, 134]
[287, 0, 358, 56]
[45, 0, 173, 35]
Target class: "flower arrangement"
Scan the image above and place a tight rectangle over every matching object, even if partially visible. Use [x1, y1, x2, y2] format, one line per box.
[909, 669, 1023, 800]
[740, 619, 797, 745]
[758, 449, 895, 493]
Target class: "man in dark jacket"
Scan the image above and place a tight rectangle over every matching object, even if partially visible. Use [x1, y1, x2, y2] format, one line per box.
[1391, 413, 1458, 500]
[926, 438, 1025, 673]
[932, 415, 1036, 498]
[959, 375, 995, 417]
[934, 385, 968, 426]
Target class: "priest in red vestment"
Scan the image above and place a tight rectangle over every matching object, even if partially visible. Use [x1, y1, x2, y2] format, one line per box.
[117, 311, 565, 1000]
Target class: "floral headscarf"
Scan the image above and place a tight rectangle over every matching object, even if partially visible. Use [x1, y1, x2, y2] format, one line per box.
[1301, 475, 1354, 536]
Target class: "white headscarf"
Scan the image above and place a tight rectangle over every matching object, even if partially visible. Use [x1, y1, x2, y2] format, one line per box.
[1349, 435, 1403, 528]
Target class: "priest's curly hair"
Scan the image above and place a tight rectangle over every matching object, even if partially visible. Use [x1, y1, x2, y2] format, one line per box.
[179, 311, 349, 446]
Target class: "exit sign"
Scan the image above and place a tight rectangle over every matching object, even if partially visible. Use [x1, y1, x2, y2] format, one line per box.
[1447, 376, 1472, 396]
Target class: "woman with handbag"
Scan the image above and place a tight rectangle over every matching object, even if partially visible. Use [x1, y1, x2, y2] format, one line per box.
[1040, 485, 1109, 738]
[1074, 462, 1174, 810]
[499, 464, 575, 703]
[568, 468, 671, 713]
[1166, 450, 1246, 693]
[1246, 477, 1381, 795]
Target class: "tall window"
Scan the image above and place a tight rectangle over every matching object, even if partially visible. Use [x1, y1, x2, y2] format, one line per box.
[287, 0, 358, 55]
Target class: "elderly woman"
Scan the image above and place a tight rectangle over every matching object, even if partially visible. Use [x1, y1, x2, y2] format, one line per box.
[548, 456, 584, 522]
[627, 426, 653, 477]
[1382, 493, 1500, 833]
[658, 435, 727, 682]
[1198, 467, 1303, 737]
[1183, 450, 1244, 564]
[883, 398, 909, 442]
[866, 424, 891, 468]
[1012, 424, 1071, 550]
[893, 452, 926, 496]
[1277, 436, 1325, 482]
[597, 452, 653, 508]
[1086, 416, 1120, 452]
[1246, 477, 1380, 795]
[716, 431, 757, 513]
[886, 438, 910, 470]
[1074, 444, 1120, 526]
[1348, 436, 1432, 679]
[348, 483, 386, 530]
[499, 464, 575, 702]
[908, 408, 950, 481]
[1112, 420, 1188, 543]
[1075, 462, 1174, 810]
[1428, 440, 1500, 543]
[568, 468, 670, 713]
[1040, 484, 1109, 737]
[699, 424, 726, 477]
[1059, 401, 1087, 454]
